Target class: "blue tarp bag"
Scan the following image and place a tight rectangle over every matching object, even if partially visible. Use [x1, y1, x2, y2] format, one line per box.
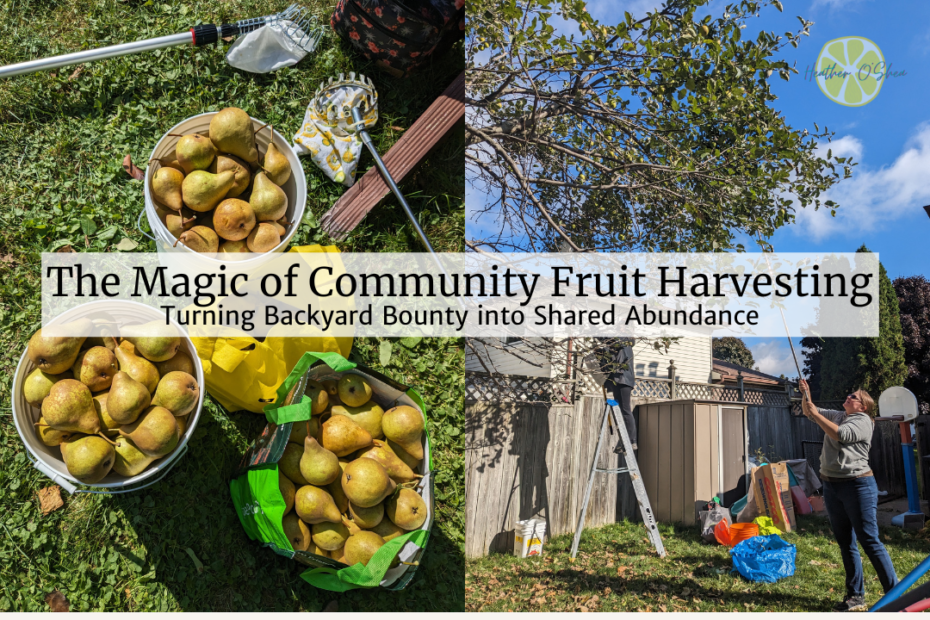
[730, 535, 796, 583]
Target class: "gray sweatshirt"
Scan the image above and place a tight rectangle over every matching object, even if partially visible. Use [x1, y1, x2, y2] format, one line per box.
[818, 409, 874, 479]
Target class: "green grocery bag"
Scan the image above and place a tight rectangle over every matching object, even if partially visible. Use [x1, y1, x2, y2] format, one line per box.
[229, 351, 434, 592]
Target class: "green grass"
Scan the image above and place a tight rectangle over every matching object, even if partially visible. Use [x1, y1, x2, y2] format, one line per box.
[0, 0, 463, 611]
[466, 516, 930, 612]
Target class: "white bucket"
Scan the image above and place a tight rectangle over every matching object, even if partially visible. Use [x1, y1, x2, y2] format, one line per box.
[514, 518, 547, 558]
[12, 300, 205, 494]
[142, 112, 307, 268]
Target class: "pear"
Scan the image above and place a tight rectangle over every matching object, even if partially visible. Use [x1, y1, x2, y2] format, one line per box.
[246, 222, 281, 253]
[371, 517, 405, 542]
[382, 405, 424, 460]
[175, 134, 217, 174]
[328, 460, 350, 513]
[23, 368, 72, 407]
[280, 442, 309, 486]
[357, 440, 418, 483]
[152, 167, 184, 211]
[387, 439, 421, 472]
[42, 379, 100, 434]
[71, 346, 118, 392]
[338, 375, 372, 407]
[28, 322, 89, 374]
[219, 239, 250, 254]
[106, 371, 151, 424]
[330, 545, 347, 563]
[387, 488, 427, 530]
[321, 415, 372, 457]
[348, 501, 384, 529]
[213, 199, 256, 241]
[305, 380, 329, 415]
[331, 401, 384, 439]
[308, 542, 331, 558]
[112, 436, 157, 477]
[126, 321, 180, 362]
[279, 471, 296, 515]
[289, 418, 320, 445]
[283, 512, 311, 551]
[311, 521, 350, 552]
[154, 351, 195, 377]
[164, 160, 185, 173]
[35, 416, 73, 446]
[175, 413, 189, 436]
[344, 531, 386, 567]
[61, 435, 115, 483]
[341, 458, 396, 508]
[181, 170, 235, 212]
[249, 172, 288, 222]
[175, 226, 220, 253]
[299, 436, 340, 486]
[92, 392, 121, 436]
[166, 209, 197, 238]
[209, 153, 251, 197]
[118, 406, 179, 458]
[151, 371, 199, 416]
[113, 345, 160, 395]
[209, 107, 259, 163]
[264, 138, 292, 186]
[295, 485, 342, 524]
[270, 219, 287, 237]
[322, 380, 340, 403]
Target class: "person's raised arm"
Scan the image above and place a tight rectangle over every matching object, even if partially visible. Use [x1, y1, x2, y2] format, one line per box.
[799, 379, 840, 442]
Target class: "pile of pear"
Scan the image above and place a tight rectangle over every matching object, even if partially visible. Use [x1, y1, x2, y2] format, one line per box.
[23, 320, 200, 484]
[276, 374, 428, 568]
[150, 107, 293, 256]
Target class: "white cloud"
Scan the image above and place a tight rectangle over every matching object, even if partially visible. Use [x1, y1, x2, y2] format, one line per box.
[749, 339, 798, 378]
[793, 124, 930, 240]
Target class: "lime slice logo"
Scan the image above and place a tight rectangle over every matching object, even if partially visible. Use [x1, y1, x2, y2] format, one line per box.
[816, 36, 884, 106]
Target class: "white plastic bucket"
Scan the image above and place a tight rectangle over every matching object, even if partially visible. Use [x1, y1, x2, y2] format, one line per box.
[514, 518, 547, 558]
[142, 112, 307, 267]
[12, 300, 205, 494]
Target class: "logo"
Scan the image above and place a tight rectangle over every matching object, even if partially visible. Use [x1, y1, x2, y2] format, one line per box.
[806, 36, 904, 107]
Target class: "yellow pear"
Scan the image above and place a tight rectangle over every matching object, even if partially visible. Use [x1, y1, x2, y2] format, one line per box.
[279, 471, 296, 515]
[344, 531, 386, 567]
[295, 485, 342, 524]
[106, 371, 151, 424]
[112, 436, 157, 477]
[209, 107, 259, 163]
[71, 346, 118, 392]
[126, 321, 180, 362]
[283, 512, 311, 551]
[152, 167, 184, 211]
[151, 371, 200, 416]
[27, 322, 90, 374]
[279, 442, 309, 486]
[175, 134, 216, 174]
[246, 222, 280, 253]
[299, 437, 340, 486]
[371, 517, 405, 542]
[249, 172, 287, 221]
[92, 392, 121, 435]
[321, 415, 372, 457]
[311, 521, 350, 552]
[289, 418, 320, 445]
[175, 225, 219, 253]
[181, 170, 235, 212]
[382, 405, 424, 460]
[114, 345, 160, 394]
[305, 380, 329, 414]
[331, 400, 384, 439]
[41, 379, 100, 434]
[118, 406, 179, 458]
[154, 351, 195, 377]
[61, 435, 114, 483]
[328, 460, 351, 513]
[209, 153, 251, 197]
[386, 488, 427, 530]
[213, 198, 256, 241]
[264, 139, 291, 186]
[219, 239, 250, 255]
[23, 368, 72, 408]
[337, 375, 372, 407]
[356, 440, 418, 482]
[166, 209, 197, 238]
[34, 416, 73, 446]
[341, 458, 396, 508]
[348, 501, 384, 529]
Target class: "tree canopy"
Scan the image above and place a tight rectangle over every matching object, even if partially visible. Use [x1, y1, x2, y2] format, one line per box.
[712, 337, 755, 369]
[466, 0, 852, 252]
[893, 275, 930, 414]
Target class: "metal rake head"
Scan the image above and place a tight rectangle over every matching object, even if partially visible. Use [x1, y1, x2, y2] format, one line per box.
[236, 4, 325, 54]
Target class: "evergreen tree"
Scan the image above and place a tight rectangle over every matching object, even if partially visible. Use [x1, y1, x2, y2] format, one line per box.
[893, 275, 930, 414]
[712, 337, 755, 368]
[818, 246, 906, 403]
[800, 336, 823, 400]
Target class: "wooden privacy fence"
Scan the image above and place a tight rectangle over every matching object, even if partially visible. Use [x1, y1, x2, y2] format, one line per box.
[466, 373, 912, 557]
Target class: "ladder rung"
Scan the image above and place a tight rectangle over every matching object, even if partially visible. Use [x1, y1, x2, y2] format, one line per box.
[595, 468, 630, 474]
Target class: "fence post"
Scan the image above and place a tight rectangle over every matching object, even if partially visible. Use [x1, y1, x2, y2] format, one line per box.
[737, 371, 744, 401]
[668, 360, 677, 400]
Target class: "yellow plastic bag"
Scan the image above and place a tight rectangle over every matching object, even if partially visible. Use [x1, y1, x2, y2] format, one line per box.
[753, 516, 782, 536]
[191, 245, 353, 413]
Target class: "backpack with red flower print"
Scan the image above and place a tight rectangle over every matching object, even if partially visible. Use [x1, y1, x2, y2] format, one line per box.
[331, 0, 465, 77]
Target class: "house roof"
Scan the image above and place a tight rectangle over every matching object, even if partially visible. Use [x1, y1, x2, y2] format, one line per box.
[712, 358, 787, 387]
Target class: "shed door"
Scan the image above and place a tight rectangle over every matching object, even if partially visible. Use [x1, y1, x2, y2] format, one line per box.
[720, 407, 746, 492]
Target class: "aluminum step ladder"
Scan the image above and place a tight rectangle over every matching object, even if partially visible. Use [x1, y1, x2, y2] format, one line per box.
[570, 398, 666, 558]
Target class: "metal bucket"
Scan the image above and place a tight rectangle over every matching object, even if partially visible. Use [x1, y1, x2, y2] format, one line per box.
[12, 300, 205, 494]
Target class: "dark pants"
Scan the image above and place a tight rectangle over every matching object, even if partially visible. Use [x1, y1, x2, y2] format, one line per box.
[605, 381, 636, 444]
[822, 476, 898, 598]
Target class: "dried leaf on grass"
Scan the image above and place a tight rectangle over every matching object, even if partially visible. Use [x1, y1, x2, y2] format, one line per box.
[38, 486, 64, 515]
[122, 154, 145, 180]
[45, 590, 69, 612]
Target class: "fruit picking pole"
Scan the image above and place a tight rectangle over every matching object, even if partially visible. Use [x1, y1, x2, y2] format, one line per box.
[0, 6, 307, 78]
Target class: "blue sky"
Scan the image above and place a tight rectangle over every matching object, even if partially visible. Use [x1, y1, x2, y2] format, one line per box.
[466, 0, 930, 379]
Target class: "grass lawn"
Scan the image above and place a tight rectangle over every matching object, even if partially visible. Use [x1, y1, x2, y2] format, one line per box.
[466, 515, 930, 612]
[0, 0, 464, 612]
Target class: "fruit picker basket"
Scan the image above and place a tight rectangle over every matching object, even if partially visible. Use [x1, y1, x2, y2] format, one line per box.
[142, 109, 307, 267]
[12, 300, 205, 495]
[230, 351, 433, 592]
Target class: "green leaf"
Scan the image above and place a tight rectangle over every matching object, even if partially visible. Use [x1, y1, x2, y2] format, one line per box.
[400, 336, 422, 349]
[114, 238, 139, 252]
[379, 340, 393, 366]
[97, 225, 117, 241]
[80, 217, 97, 236]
